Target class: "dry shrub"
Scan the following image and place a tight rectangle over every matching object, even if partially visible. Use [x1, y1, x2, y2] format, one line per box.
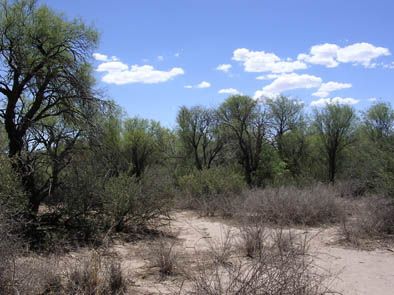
[239, 222, 267, 258]
[333, 180, 366, 198]
[206, 229, 235, 265]
[66, 252, 126, 295]
[341, 196, 394, 244]
[190, 228, 330, 295]
[243, 184, 344, 226]
[151, 238, 178, 277]
[0, 243, 62, 295]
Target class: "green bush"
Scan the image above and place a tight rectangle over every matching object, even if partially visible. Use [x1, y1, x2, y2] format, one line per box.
[0, 156, 27, 217]
[178, 167, 245, 216]
[103, 167, 174, 232]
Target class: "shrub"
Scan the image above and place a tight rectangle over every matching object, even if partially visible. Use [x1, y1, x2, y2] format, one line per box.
[341, 196, 394, 244]
[206, 229, 235, 265]
[151, 239, 178, 277]
[239, 223, 267, 258]
[243, 184, 344, 226]
[178, 167, 245, 217]
[190, 228, 329, 295]
[66, 252, 126, 294]
[102, 168, 173, 232]
[0, 156, 27, 219]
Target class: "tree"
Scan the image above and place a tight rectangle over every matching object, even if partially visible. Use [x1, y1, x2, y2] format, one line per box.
[266, 95, 304, 144]
[177, 106, 223, 170]
[358, 102, 394, 195]
[266, 96, 306, 176]
[314, 104, 357, 183]
[0, 0, 99, 213]
[123, 118, 168, 178]
[364, 102, 394, 142]
[218, 95, 268, 186]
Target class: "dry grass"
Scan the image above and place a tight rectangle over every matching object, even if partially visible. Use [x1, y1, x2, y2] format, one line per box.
[150, 238, 179, 278]
[66, 251, 126, 294]
[0, 231, 126, 295]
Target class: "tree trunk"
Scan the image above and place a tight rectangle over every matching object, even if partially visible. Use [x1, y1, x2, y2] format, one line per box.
[328, 149, 336, 183]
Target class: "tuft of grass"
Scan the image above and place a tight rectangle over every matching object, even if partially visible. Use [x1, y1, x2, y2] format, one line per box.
[151, 239, 178, 278]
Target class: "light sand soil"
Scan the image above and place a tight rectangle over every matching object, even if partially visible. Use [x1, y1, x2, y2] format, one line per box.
[107, 210, 394, 294]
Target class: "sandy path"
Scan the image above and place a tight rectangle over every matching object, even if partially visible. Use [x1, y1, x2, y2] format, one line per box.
[109, 210, 394, 294]
[170, 211, 394, 295]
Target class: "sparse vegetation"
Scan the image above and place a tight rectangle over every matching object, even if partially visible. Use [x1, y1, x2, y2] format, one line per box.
[66, 252, 126, 295]
[151, 238, 179, 277]
[190, 228, 329, 295]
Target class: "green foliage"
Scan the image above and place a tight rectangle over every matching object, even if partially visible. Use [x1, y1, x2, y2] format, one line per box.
[313, 104, 357, 182]
[0, 156, 26, 217]
[347, 102, 394, 196]
[103, 174, 141, 231]
[179, 167, 245, 216]
[218, 95, 268, 185]
[364, 102, 394, 141]
[103, 168, 174, 231]
[177, 106, 223, 170]
[179, 167, 245, 199]
[122, 117, 169, 177]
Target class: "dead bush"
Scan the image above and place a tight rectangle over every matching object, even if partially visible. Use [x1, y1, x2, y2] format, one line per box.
[66, 252, 126, 295]
[189, 228, 330, 295]
[0, 250, 63, 295]
[243, 184, 345, 226]
[341, 196, 394, 244]
[239, 223, 267, 258]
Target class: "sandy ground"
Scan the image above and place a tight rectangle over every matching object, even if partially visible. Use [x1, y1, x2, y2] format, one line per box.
[103, 210, 394, 294]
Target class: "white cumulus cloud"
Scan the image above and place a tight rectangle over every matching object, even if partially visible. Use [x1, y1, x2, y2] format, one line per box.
[298, 44, 340, 68]
[233, 48, 307, 73]
[216, 64, 232, 73]
[97, 59, 184, 85]
[256, 74, 282, 80]
[93, 53, 109, 61]
[97, 61, 129, 73]
[254, 73, 322, 99]
[299, 42, 390, 68]
[93, 53, 118, 62]
[185, 81, 211, 89]
[337, 43, 390, 67]
[218, 88, 242, 95]
[196, 81, 211, 88]
[312, 81, 352, 98]
[310, 97, 359, 107]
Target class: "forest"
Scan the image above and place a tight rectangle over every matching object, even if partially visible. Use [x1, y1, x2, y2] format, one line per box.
[0, 1, 393, 294]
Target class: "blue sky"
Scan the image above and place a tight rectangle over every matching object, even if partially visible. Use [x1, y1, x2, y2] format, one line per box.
[43, 0, 394, 126]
